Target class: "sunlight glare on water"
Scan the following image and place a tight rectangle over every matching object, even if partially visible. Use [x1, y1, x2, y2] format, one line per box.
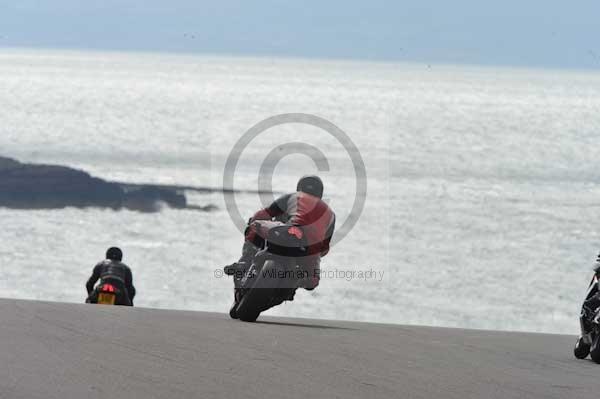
[1, 48, 600, 334]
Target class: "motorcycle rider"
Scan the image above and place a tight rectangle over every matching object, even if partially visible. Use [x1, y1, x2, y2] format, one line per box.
[225, 175, 336, 299]
[86, 247, 136, 306]
[581, 252, 600, 327]
[573, 252, 600, 360]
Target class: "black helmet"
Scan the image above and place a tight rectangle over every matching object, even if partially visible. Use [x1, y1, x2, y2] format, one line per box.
[297, 175, 324, 198]
[106, 247, 123, 261]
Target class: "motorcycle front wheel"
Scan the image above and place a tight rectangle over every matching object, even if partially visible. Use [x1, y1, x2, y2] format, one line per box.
[235, 260, 280, 322]
[589, 332, 600, 363]
[574, 336, 591, 360]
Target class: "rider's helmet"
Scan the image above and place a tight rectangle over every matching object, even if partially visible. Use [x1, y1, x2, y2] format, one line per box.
[106, 247, 123, 262]
[297, 175, 324, 199]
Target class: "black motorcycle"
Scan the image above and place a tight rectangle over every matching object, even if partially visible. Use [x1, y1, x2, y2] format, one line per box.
[226, 220, 311, 322]
[574, 266, 600, 362]
[86, 278, 133, 306]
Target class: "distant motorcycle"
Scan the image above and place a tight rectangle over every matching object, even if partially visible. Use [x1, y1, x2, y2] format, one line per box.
[86, 279, 132, 306]
[574, 266, 600, 362]
[226, 220, 311, 322]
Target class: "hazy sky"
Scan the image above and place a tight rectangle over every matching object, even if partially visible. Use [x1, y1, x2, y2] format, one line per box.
[1, 0, 599, 68]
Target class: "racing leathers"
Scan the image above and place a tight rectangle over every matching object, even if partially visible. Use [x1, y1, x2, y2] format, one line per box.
[240, 191, 336, 290]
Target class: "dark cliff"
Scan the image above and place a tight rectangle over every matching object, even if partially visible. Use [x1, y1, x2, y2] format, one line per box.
[0, 156, 209, 212]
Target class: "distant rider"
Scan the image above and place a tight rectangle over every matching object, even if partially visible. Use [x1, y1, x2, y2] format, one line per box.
[86, 247, 136, 306]
[225, 175, 336, 294]
[582, 253, 600, 325]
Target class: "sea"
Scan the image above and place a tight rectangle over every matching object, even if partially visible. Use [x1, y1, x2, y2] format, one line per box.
[1, 48, 599, 334]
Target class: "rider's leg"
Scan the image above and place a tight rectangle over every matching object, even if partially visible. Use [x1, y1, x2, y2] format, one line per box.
[225, 222, 264, 275]
[225, 240, 261, 277]
[109, 279, 132, 306]
[240, 240, 260, 266]
[85, 290, 97, 304]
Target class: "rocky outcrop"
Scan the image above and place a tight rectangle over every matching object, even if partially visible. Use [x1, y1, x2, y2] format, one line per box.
[0, 156, 212, 212]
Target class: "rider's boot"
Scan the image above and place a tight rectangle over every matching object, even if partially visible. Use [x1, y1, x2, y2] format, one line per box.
[224, 241, 259, 276]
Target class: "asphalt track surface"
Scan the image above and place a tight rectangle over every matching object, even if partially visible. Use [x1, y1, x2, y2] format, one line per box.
[0, 299, 597, 399]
